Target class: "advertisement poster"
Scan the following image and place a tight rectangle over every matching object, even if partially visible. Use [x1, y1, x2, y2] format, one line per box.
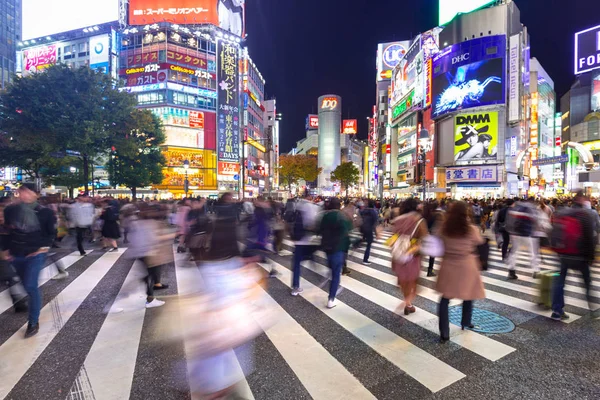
[217, 40, 240, 163]
[508, 34, 520, 123]
[391, 39, 424, 110]
[454, 111, 498, 163]
[306, 114, 318, 130]
[90, 35, 110, 73]
[23, 44, 57, 75]
[189, 111, 204, 128]
[432, 35, 506, 118]
[446, 165, 498, 183]
[129, 0, 245, 37]
[376, 41, 410, 81]
[342, 119, 357, 134]
[592, 72, 600, 111]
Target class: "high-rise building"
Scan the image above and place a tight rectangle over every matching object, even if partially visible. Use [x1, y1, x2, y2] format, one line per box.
[0, 0, 22, 89]
[317, 94, 341, 193]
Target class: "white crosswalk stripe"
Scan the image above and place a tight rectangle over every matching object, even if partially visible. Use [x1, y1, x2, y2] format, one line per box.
[0, 230, 597, 399]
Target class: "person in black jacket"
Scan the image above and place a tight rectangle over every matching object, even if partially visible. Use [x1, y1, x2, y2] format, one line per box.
[100, 199, 120, 252]
[494, 199, 513, 261]
[3, 183, 57, 338]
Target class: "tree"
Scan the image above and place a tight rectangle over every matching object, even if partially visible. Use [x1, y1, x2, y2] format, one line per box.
[278, 154, 322, 194]
[331, 162, 361, 197]
[42, 157, 86, 198]
[0, 64, 138, 193]
[107, 109, 166, 200]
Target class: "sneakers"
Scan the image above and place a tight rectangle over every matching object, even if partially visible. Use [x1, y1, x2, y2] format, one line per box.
[108, 247, 118, 253]
[550, 312, 570, 321]
[362, 261, 372, 266]
[427, 271, 437, 277]
[291, 287, 304, 296]
[145, 299, 165, 309]
[153, 284, 169, 290]
[507, 271, 518, 280]
[342, 268, 351, 276]
[269, 269, 279, 278]
[25, 323, 39, 338]
[326, 299, 337, 309]
[52, 271, 69, 280]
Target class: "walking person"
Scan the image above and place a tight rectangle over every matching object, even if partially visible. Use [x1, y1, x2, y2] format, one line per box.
[391, 198, 427, 315]
[494, 199, 513, 260]
[551, 190, 596, 320]
[436, 201, 486, 343]
[423, 201, 443, 277]
[355, 200, 378, 265]
[69, 195, 95, 256]
[3, 183, 57, 338]
[290, 194, 321, 296]
[505, 198, 538, 279]
[100, 199, 120, 252]
[319, 198, 349, 309]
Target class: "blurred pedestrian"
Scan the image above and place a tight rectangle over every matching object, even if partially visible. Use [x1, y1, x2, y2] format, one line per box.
[100, 199, 120, 252]
[69, 194, 95, 256]
[436, 201, 485, 343]
[319, 198, 349, 308]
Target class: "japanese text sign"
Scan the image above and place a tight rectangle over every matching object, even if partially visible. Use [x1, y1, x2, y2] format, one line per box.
[217, 41, 240, 163]
[446, 166, 498, 183]
[23, 45, 57, 74]
[129, 0, 218, 26]
[342, 119, 357, 134]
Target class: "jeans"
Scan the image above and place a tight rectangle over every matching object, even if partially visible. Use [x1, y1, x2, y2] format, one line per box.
[363, 232, 374, 262]
[76, 227, 87, 255]
[145, 265, 162, 302]
[428, 257, 435, 274]
[13, 253, 46, 325]
[552, 258, 592, 315]
[501, 230, 510, 260]
[292, 245, 318, 289]
[327, 251, 344, 301]
[438, 297, 473, 339]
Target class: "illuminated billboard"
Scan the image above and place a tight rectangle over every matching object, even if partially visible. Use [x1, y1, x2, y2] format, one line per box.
[575, 24, 600, 75]
[23, 0, 119, 40]
[342, 120, 357, 134]
[376, 41, 410, 81]
[217, 40, 240, 163]
[432, 35, 506, 118]
[454, 111, 498, 164]
[129, 0, 245, 36]
[22, 44, 57, 75]
[592, 72, 600, 111]
[439, 0, 495, 26]
[306, 114, 319, 130]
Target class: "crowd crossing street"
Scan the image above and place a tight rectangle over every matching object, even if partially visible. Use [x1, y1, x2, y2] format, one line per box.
[0, 227, 599, 400]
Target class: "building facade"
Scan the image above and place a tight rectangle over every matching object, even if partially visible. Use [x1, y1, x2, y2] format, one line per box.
[317, 94, 341, 193]
[0, 0, 21, 89]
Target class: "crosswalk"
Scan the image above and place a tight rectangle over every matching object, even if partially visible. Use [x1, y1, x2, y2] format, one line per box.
[0, 230, 598, 399]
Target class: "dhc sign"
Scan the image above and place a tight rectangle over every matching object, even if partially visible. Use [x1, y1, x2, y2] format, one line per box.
[575, 24, 600, 75]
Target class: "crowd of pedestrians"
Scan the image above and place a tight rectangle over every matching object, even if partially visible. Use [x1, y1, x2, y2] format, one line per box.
[1, 185, 599, 397]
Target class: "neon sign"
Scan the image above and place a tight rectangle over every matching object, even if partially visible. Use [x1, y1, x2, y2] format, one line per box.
[321, 97, 338, 110]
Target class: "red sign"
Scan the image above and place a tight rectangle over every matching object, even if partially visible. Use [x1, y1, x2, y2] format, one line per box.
[555, 137, 561, 147]
[129, 0, 219, 26]
[23, 45, 57, 74]
[342, 119, 357, 134]
[425, 58, 433, 108]
[218, 162, 240, 176]
[189, 111, 204, 129]
[309, 115, 319, 129]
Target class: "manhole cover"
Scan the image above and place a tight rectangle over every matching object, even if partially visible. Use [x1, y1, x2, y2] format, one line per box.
[448, 306, 515, 334]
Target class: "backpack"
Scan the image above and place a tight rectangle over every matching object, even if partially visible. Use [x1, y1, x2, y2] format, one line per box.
[320, 212, 342, 254]
[507, 204, 535, 236]
[550, 212, 584, 256]
[283, 203, 296, 223]
[390, 219, 423, 264]
[290, 210, 306, 241]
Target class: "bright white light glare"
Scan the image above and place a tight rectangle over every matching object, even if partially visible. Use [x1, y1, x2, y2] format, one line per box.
[22, 0, 119, 40]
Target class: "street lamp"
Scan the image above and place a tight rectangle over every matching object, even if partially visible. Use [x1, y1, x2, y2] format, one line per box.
[183, 159, 190, 198]
[418, 129, 432, 201]
[69, 166, 76, 173]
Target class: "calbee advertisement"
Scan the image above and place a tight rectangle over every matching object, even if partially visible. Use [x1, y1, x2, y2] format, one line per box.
[454, 111, 498, 163]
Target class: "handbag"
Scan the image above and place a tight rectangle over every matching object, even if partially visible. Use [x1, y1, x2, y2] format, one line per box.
[391, 219, 423, 264]
[420, 234, 445, 257]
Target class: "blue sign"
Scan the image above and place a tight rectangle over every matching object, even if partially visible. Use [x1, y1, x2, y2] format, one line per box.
[233, 174, 239, 181]
[383, 43, 407, 69]
[532, 154, 569, 166]
[432, 35, 506, 118]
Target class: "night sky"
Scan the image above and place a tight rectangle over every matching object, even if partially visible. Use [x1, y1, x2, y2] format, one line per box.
[245, 0, 598, 153]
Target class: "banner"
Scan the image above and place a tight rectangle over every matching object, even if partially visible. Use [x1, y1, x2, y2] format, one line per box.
[217, 40, 240, 163]
[342, 119, 357, 134]
[454, 111, 498, 164]
[432, 35, 506, 118]
[446, 166, 498, 183]
[306, 115, 318, 130]
[508, 34, 520, 123]
[23, 44, 57, 75]
[376, 41, 410, 81]
[90, 35, 110, 72]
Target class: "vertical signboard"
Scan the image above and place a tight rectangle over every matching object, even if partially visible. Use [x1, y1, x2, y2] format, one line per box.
[217, 41, 240, 163]
[376, 41, 410, 81]
[90, 35, 110, 73]
[508, 34, 520, 123]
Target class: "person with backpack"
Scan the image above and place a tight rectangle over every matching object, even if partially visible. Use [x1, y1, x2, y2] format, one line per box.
[505, 197, 538, 280]
[550, 190, 596, 320]
[353, 200, 379, 265]
[290, 194, 321, 296]
[494, 199, 514, 260]
[3, 184, 57, 338]
[319, 198, 349, 309]
[472, 200, 482, 228]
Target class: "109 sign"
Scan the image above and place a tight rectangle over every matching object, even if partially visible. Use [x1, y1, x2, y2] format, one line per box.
[321, 97, 339, 110]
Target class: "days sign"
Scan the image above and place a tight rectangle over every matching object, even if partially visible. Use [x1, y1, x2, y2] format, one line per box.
[342, 119, 357, 134]
[575, 24, 600, 75]
[189, 111, 204, 128]
[129, 0, 246, 37]
[532, 154, 569, 166]
[90, 35, 110, 72]
[432, 35, 506, 118]
[439, 0, 495, 26]
[217, 40, 240, 163]
[218, 161, 240, 176]
[508, 34, 520, 123]
[454, 111, 499, 163]
[446, 165, 498, 183]
[23, 44, 57, 75]
[306, 114, 319, 130]
[320, 97, 339, 111]
[376, 41, 410, 82]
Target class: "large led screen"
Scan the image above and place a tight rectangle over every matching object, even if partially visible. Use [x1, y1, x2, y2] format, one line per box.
[431, 35, 506, 118]
[129, 0, 245, 37]
[23, 0, 119, 40]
